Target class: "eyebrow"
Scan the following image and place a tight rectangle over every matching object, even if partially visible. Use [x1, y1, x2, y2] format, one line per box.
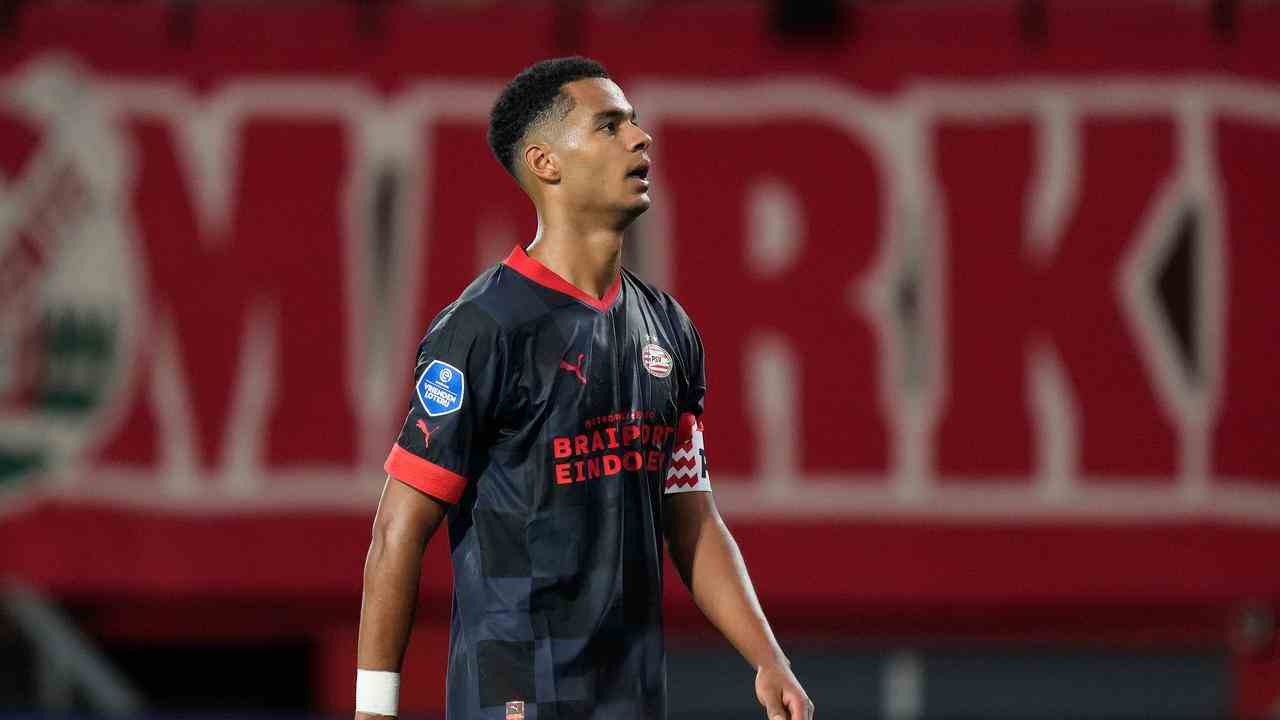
[591, 107, 638, 124]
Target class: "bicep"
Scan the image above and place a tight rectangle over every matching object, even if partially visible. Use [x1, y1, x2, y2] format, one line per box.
[371, 475, 449, 550]
[662, 490, 717, 551]
[383, 305, 504, 504]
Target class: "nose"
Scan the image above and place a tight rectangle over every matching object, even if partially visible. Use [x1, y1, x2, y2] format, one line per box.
[630, 123, 653, 152]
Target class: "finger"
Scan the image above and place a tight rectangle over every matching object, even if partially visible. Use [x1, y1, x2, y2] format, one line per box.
[783, 690, 812, 720]
[761, 689, 787, 720]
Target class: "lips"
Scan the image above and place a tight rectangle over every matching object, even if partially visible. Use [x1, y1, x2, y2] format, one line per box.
[625, 162, 650, 181]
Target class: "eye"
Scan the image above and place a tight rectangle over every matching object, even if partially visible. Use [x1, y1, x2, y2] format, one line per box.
[601, 121, 617, 134]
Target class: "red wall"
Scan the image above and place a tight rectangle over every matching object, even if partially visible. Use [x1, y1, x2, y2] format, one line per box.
[1, 0, 1278, 658]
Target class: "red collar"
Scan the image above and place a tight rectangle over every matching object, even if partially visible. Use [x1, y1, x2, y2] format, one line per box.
[502, 245, 622, 312]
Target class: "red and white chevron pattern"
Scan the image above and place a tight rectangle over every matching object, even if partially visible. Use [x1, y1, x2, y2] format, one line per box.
[665, 412, 710, 494]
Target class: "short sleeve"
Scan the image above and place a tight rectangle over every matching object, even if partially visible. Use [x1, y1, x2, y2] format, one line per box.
[384, 303, 505, 504]
[664, 304, 711, 495]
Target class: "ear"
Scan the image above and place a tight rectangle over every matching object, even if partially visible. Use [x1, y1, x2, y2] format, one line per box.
[522, 143, 560, 183]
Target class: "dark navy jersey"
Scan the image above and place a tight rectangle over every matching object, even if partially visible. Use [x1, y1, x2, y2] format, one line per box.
[384, 245, 711, 720]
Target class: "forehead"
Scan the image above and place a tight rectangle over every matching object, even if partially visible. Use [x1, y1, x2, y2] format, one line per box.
[561, 78, 632, 117]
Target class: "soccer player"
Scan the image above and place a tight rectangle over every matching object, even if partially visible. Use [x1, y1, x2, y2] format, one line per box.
[355, 57, 814, 720]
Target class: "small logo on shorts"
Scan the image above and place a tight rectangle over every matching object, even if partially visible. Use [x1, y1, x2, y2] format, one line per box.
[641, 342, 673, 378]
[505, 700, 525, 720]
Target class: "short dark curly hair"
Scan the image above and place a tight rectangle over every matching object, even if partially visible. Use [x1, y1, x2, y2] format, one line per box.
[487, 57, 610, 178]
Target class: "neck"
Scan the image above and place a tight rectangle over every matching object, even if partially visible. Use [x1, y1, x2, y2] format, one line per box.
[525, 209, 626, 300]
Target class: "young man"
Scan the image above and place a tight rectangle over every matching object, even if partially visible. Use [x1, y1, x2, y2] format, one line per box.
[355, 57, 814, 720]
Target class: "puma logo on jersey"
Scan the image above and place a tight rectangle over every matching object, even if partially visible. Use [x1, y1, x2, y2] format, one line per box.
[415, 418, 433, 447]
[559, 352, 587, 385]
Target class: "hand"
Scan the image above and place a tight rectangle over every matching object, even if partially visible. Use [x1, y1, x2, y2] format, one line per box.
[755, 661, 814, 720]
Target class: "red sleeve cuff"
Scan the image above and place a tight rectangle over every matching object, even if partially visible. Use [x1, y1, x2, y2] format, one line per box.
[384, 444, 468, 504]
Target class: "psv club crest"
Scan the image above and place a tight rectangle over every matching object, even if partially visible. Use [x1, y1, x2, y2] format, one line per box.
[641, 342, 672, 378]
[0, 57, 142, 500]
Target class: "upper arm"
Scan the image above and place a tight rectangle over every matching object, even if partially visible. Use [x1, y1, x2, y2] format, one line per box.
[662, 487, 718, 551]
[383, 302, 506, 505]
[371, 474, 450, 550]
[662, 296, 712, 496]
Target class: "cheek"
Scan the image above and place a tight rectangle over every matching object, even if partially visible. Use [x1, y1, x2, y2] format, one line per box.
[563, 153, 611, 187]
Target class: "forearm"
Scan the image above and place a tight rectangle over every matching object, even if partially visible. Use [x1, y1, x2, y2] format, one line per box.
[356, 532, 425, 672]
[673, 511, 788, 670]
[354, 479, 448, 719]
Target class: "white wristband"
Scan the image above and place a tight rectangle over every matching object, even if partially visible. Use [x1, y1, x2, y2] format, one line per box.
[356, 669, 400, 716]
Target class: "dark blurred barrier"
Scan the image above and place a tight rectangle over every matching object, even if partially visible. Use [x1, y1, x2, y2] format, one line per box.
[0, 0, 1278, 715]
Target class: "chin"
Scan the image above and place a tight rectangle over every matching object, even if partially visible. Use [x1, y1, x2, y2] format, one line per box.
[622, 195, 651, 220]
[611, 192, 649, 216]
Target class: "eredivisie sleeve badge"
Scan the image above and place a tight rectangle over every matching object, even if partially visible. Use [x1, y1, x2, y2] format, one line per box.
[416, 359, 464, 417]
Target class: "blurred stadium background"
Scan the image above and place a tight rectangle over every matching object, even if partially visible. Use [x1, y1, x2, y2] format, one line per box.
[1, 0, 1279, 717]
